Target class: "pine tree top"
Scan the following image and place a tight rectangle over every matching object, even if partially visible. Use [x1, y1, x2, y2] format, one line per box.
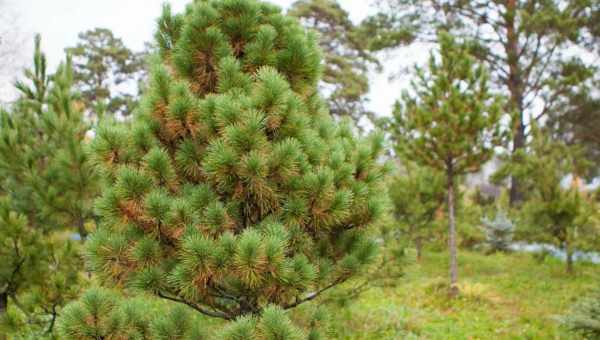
[391, 32, 506, 174]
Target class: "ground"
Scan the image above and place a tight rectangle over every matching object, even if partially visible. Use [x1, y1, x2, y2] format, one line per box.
[326, 249, 600, 339]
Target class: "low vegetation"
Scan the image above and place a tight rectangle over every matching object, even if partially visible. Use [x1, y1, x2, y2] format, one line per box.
[328, 249, 600, 339]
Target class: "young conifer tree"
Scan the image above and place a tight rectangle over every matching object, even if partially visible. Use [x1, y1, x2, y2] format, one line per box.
[389, 32, 505, 296]
[60, 0, 387, 337]
[0, 36, 95, 337]
[481, 211, 514, 253]
[499, 125, 599, 274]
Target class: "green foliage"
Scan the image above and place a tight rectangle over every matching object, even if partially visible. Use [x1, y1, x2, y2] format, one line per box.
[499, 126, 600, 272]
[390, 32, 505, 175]
[289, 0, 379, 123]
[388, 31, 505, 294]
[59, 288, 207, 340]
[549, 74, 600, 176]
[357, 10, 415, 52]
[0, 35, 96, 337]
[59, 288, 311, 340]
[2, 35, 98, 238]
[388, 163, 445, 259]
[327, 250, 600, 339]
[454, 200, 485, 250]
[481, 211, 514, 253]
[563, 289, 600, 339]
[373, 0, 599, 203]
[66, 28, 146, 118]
[61, 0, 388, 337]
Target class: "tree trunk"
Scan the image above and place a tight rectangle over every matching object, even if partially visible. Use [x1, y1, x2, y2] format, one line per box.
[510, 121, 525, 206]
[77, 214, 87, 241]
[446, 163, 459, 297]
[565, 239, 574, 274]
[504, 0, 525, 207]
[0, 292, 7, 340]
[415, 238, 422, 262]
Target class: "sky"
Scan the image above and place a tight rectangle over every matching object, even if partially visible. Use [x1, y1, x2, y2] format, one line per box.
[1, 0, 431, 118]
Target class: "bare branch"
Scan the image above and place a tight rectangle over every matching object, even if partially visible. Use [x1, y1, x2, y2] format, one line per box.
[283, 277, 348, 310]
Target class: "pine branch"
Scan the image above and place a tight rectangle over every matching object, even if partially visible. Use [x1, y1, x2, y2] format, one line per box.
[210, 285, 259, 315]
[156, 291, 233, 320]
[45, 303, 58, 334]
[283, 276, 348, 310]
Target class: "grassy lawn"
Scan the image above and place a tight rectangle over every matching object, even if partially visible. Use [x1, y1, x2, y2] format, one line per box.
[326, 249, 600, 339]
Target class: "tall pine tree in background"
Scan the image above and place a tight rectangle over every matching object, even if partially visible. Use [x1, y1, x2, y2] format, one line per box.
[0, 35, 97, 338]
[59, 0, 388, 337]
[549, 76, 600, 176]
[289, 0, 379, 124]
[389, 32, 505, 296]
[370, 0, 599, 205]
[66, 28, 146, 118]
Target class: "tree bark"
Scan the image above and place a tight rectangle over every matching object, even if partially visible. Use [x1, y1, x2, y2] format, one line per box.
[504, 0, 525, 207]
[446, 163, 459, 297]
[565, 239, 574, 274]
[510, 120, 526, 206]
[415, 237, 422, 262]
[0, 292, 7, 340]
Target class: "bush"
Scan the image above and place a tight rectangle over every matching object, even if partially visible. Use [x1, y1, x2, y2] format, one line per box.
[481, 211, 514, 253]
[562, 289, 600, 339]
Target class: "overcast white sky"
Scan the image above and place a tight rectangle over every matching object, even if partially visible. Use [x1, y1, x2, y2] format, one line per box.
[2, 0, 431, 118]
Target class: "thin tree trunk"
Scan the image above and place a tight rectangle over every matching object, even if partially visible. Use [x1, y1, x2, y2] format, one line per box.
[510, 124, 525, 205]
[0, 292, 7, 340]
[415, 238, 422, 262]
[565, 239, 574, 274]
[446, 163, 459, 297]
[77, 214, 87, 241]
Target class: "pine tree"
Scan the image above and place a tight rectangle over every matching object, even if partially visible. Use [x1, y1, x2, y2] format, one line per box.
[499, 125, 599, 274]
[66, 28, 146, 118]
[0, 35, 97, 337]
[388, 163, 445, 261]
[481, 210, 514, 253]
[389, 32, 505, 296]
[549, 77, 600, 176]
[370, 0, 599, 206]
[59, 0, 388, 337]
[289, 0, 379, 124]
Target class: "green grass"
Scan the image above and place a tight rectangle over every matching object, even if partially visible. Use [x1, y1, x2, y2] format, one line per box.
[326, 249, 600, 339]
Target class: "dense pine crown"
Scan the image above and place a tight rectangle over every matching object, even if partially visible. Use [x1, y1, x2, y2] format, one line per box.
[80, 0, 386, 329]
